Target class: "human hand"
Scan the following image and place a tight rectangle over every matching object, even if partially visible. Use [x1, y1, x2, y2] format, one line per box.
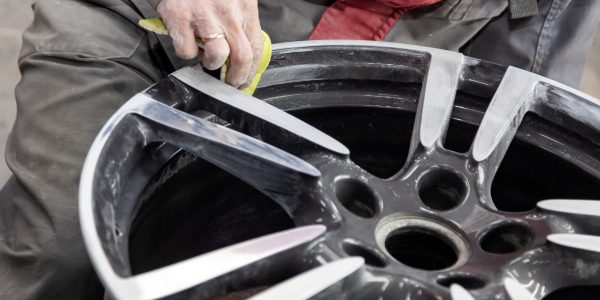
[157, 0, 263, 88]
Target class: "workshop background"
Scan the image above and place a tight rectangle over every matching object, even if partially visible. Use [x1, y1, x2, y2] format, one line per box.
[1, 0, 599, 186]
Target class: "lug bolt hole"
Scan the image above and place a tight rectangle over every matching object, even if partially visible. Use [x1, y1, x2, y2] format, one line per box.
[418, 169, 467, 211]
[335, 178, 379, 218]
[437, 275, 486, 290]
[480, 223, 533, 254]
[342, 241, 387, 267]
[385, 229, 458, 270]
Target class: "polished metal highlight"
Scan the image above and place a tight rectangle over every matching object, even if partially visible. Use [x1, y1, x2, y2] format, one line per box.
[504, 278, 535, 300]
[472, 67, 537, 163]
[411, 51, 464, 151]
[538, 199, 600, 217]
[547, 234, 600, 253]
[450, 284, 475, 300]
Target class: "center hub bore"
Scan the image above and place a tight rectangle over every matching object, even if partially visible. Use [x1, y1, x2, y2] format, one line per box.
[375, 214, 470, 271]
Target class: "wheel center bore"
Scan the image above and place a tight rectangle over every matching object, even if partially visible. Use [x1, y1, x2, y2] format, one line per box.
[374, 214, 470, 271]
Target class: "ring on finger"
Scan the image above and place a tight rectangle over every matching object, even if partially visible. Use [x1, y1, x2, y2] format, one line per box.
[195, 33, 225, 49]
[200, 33, 226, 44]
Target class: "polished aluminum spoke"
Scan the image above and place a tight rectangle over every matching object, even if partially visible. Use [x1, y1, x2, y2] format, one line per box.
[472, 67, 539, 175]
[409, 51, 464, 155]
[116, 225, 326, 300]
[125, 94, 323, 215]
[504, 278, 536, 300]
[170, 66, 349, 155]
[547, 234, 600, 253]
[538, 199, 600, 217]
[450, 284, 475, 300]
[249, 257, 364, 300]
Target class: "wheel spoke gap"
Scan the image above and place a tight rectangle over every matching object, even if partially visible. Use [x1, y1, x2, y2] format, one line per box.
[249, 257, 364, 300]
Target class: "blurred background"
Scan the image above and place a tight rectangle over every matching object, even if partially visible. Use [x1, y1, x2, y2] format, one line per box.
[0, 0, 599, 186]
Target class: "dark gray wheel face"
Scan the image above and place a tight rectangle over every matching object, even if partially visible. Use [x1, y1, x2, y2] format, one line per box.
[79, 42, 600, 300]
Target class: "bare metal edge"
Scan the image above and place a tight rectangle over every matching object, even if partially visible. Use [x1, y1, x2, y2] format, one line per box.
[504, 278, 536, 300]
[471, 67, 537, 162]
[450, 284, 475, 300]
[171, 66, 350, 156]
[417, 51, 464, 149]
[547, 233, 600, 253]
[249, 257, 364, 300]
[538, 199, 600, 217]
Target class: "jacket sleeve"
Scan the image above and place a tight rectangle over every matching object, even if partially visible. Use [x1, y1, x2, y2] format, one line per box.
[462, 0, 600, 88]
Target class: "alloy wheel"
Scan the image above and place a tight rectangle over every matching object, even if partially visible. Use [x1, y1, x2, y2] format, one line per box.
[80, 41, 600, 300]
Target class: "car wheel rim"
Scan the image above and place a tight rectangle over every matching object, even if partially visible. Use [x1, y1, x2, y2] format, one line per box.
[80, 41, 600, 300]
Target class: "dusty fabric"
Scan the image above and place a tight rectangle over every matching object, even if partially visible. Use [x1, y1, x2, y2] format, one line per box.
[0, 0, 599, 299]
[462, 0, 600, 87]
[385, 0, 509, 50]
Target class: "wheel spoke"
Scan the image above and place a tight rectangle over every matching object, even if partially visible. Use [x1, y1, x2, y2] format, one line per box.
[504, 278, 535, 300]
[248, 257, 364, 300]
[125, 94, 324, 216]
[471, 67, 539, 175]
[170, 66, 349, 155]
[547, 234, 600, 253]
[409, 51, 464, 155]
[538, 199, 600, 217]
[113, 225, 326, 300]
[450, 284, 475, 300]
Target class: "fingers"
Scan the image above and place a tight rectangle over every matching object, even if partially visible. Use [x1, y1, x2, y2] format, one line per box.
[224, 24, 254, 88]
[157, 3, 199, 60]
[193, 21, 230, 70]
[240, 10, 263, 89]
[201, 38, 230, 70]
[171, 22, 199, 59]
[157, 0, 263, 90]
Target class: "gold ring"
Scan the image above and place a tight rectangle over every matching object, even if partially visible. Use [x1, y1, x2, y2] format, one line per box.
[200, 33, 226, 44]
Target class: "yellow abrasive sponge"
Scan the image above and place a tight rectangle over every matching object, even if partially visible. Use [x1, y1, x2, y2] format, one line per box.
[139, 18, 272, 95]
